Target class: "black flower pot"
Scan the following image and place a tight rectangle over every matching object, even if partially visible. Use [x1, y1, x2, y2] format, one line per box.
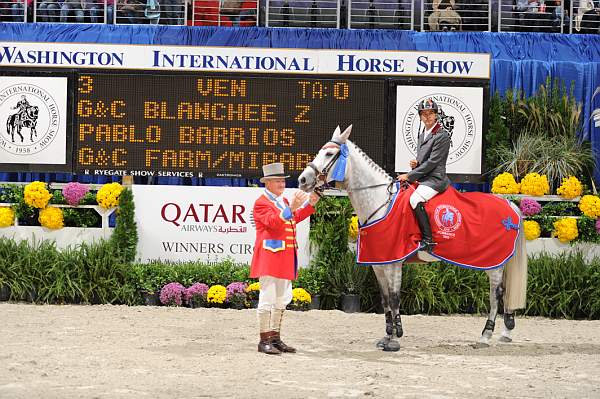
[341, 294, 361, 313]
[310, 294, 320, 310]
[0, 284, 11, 301]
[141, 291, 160, 306]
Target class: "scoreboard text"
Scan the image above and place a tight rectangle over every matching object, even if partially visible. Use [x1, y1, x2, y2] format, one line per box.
[74, 73, 387, 178]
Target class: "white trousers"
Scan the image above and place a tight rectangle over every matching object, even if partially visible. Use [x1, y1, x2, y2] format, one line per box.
[257, 276, 292, 312]
[409, 184, 439, 209]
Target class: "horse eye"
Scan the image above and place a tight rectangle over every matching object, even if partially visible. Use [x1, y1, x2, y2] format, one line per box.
[325, 152, 333, 157]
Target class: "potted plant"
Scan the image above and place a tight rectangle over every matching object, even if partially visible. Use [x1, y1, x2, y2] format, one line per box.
[289, 287, 311, 311]
[226, 282, 248, 310]
[207, 285, 227, 308]
[159, 282, 185, 306]
[184, 282, 209, 308]
[245, 282, 260, 308]
[336, 250, 368, 313]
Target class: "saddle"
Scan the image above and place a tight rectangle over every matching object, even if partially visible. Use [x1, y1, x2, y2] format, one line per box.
[356, 184, 521, 269]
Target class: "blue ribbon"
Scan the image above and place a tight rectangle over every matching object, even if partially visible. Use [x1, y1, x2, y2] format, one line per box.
[329, 143, 349, 182]
[501, 217, 519, 231]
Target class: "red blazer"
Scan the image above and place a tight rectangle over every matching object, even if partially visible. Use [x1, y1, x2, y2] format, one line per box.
[250, 193, 315, 280]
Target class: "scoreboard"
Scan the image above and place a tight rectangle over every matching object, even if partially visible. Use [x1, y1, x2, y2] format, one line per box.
[74, 73, 387, 178]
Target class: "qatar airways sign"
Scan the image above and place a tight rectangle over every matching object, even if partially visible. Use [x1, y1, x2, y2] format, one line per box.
[132, 185, 311, 266]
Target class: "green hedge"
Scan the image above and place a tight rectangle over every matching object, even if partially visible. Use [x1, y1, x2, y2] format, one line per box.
[0, 236, 599, 319]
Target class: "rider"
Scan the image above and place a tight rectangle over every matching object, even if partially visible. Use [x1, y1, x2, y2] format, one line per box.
[397, 98, 452, 253]
[12, 95, 31, 119]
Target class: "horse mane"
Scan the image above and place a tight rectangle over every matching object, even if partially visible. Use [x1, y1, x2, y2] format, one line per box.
[347, 139, 393, 182]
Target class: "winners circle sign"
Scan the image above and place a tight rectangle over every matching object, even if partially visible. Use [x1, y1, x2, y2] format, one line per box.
[395, 85, 483, 176]
[0, 76, 67, 164]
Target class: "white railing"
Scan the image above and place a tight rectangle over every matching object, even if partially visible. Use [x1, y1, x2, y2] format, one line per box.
[3, 0, 599, 33]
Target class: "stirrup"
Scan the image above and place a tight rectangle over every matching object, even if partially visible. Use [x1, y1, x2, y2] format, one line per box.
[418, 240, 436, 253]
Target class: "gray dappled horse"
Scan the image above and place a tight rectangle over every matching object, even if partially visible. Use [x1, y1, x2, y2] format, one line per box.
[7, 106, 39, 143]
[298, 125, 527, 352]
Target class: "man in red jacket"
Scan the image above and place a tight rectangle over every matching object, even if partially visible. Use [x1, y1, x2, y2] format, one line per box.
[250, 162, 319, 355]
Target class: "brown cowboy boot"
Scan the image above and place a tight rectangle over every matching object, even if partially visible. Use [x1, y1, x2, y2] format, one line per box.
[271, 309, 296, 353]
[271, 331, 296, 353]
[258, 332, 281, 355]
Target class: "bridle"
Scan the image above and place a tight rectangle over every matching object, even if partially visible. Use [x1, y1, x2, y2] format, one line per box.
[306, 139, 396, 224]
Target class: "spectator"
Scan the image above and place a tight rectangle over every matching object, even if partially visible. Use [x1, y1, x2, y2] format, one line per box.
[60, 0, 85, 21]
[10, 0, 33, 21]
[81, 0, 103, 22]
[38, 0, 60, 22]
[428, 0, 462, 31]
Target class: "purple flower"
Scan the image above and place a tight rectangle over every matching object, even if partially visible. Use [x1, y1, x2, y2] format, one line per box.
[62, 182, 90, 206]
[184, 283, 209, 303]
[226, 282, 248, 300]
[159, 282, 186, 306]
[595, 219, 600, 235]
[520, 198, 541, 217]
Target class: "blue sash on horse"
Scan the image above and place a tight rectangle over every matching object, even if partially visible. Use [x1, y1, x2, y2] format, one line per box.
[357, 184, 521, 270]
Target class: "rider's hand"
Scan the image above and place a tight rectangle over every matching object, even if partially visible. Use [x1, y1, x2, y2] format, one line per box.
[308, 192, 320, 206]
[409, 159, 418, 169]
[396, 174, 409, 182]
[290, 191, 308, 212]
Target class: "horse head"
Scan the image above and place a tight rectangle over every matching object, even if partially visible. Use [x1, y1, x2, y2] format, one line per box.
[298, 124, 353, 192]
[27, 106, 39, 121]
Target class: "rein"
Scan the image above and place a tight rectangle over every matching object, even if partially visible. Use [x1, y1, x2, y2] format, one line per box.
[308, 140, 397, 225]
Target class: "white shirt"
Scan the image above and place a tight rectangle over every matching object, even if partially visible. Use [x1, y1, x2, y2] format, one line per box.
[422, 124, 436, 142]
[265, 189, 285, 209]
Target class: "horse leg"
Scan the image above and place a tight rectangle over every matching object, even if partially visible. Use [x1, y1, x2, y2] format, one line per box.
[387, 263, 404, 339]
[16, 125, 24, 143]
[478, 268, 504, 347]
[372, 265, 400, 351]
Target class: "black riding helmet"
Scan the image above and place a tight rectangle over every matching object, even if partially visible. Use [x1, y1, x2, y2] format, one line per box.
[417, 98, 439, 114]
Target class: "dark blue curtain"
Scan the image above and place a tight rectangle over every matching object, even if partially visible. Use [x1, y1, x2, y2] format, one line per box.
[1, 24, 599, 184]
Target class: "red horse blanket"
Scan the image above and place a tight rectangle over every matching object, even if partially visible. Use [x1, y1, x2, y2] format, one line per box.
[356, 184, 521, 269]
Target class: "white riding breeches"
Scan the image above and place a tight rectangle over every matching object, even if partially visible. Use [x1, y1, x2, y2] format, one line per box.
[257, 276, 292, 312]
[409, 184, 439, 209]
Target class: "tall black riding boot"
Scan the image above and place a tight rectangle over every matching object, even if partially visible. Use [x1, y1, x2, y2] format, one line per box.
[414, 202, 436, 252]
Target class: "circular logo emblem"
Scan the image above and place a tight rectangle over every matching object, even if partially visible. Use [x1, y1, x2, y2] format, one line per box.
[434, 204, 462, 233]
[401, 94, 476, 164]
[0, 84, 60, 156]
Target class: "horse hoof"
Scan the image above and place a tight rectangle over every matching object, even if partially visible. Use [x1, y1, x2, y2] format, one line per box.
[473, 341, 490, 349]
[498, 336, 512, 343]
[382, 340, 400, 352]
[376, 337, 390, 349]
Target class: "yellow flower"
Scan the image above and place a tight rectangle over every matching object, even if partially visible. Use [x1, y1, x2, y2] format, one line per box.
[520, 173, 550, 197]
[556, 176, 583, 199]
[578, 195, 600, 218]
[553, 218, 578, 243]
[207, 285, 227, 304]
[523, 220, 541, 241]
[96, 182, 123, 209]
[491, 173, 520, 194]
[23, 181, 52, 209]
[292, 287, 311, 304]
[245, 282, 260, 293]
[0, 207, 15, 228]
[348, 216, 359, 240]
[38, 207, 64, 230]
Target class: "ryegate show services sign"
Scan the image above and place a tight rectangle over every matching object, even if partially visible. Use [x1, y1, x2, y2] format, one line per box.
[132, 185, 311, 266]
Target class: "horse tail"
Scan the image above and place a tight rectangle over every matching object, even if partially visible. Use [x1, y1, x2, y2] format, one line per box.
[503, 202, 527, 310]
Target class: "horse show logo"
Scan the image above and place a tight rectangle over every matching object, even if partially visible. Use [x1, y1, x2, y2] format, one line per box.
[434, 204, 462, 235]
[401, 93, 476, 164]
[0, 84, 60, 156]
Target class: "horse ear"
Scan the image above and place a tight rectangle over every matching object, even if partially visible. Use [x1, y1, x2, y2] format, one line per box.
[332, 125, 341, 138]
[339, 124, 352, 142]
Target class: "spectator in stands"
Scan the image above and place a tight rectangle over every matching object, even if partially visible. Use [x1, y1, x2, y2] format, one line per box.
[81, 0, 103, 22]
[38, 0, 60, 22]
[10, 0, 33, 21]
[428, 0, 462, 31]
[117, 0, 145, 23]
[60, 0, 85, 21]
[546, 0, 571, 30]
